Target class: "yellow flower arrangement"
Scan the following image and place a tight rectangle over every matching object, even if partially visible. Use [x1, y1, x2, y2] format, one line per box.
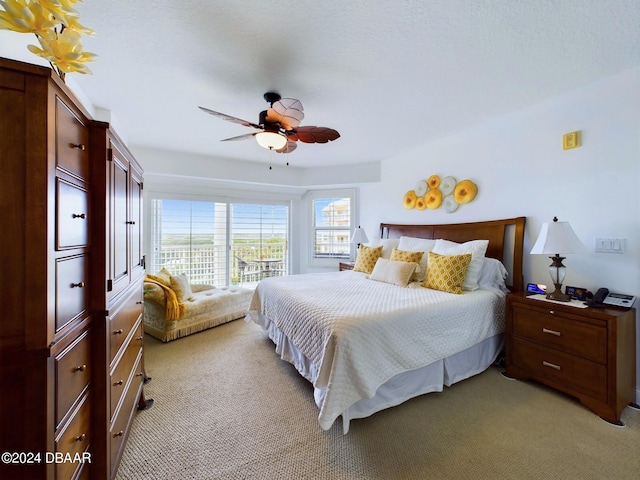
[0, 0, 95, 79]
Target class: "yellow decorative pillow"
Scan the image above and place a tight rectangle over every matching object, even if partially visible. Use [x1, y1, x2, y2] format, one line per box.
[353, 245, 383, 274]
[390, 248, 424, 281]
[422, 252, 472, 294]
[147, 267, 172, 287]
[390, 248, 424, 265]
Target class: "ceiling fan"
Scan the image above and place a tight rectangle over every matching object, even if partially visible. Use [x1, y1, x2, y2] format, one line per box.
[199, 92, 340, 158]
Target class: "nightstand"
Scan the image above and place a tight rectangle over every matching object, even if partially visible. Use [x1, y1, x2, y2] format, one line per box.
[339, 262, 355, 271]
[505, 292, 637, 425]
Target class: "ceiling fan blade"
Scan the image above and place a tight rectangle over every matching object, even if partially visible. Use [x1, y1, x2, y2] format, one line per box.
[275, 141, 297, 154]
[294, 126, 340, 144]
[198, 106, 262, 129]
[265, 98, 304, 131]
[220, 133, 257, 142]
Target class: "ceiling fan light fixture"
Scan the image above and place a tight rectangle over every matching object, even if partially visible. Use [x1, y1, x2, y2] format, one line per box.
[255, 131, 287, 150]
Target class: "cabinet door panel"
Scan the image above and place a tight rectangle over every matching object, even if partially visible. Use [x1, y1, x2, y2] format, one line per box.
[108, 154, 130, 299]
[130, 165, 144, 280]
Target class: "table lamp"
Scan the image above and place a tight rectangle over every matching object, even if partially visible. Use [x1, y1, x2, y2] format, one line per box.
[351, 226, 368, 260]
[530, 216, 587, 302]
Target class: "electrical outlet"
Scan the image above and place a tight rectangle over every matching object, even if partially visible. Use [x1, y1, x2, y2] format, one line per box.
[594, 238, 625, 254]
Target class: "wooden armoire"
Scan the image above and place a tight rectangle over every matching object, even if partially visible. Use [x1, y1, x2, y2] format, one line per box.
[0, 57, 149, 480]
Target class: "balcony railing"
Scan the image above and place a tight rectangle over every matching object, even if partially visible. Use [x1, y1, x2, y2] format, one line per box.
[150, 242, 288, 288]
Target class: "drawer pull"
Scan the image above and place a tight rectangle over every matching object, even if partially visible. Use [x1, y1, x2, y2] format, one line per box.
[70, 281, 85, 288]
[136, 301, 143, 305]
[70, 143, 86, 151]
[136, 336, 143, 341]
[113, 329, 123, 335]
[542, 360, 561, 371]
[126, 220, 136, 225]
[136, 372, 144, 377]
[114, 431, 124, 437]
[72, 213, 86, 219]
[113, 380, 123, 386]
[75, 433, 86, 442]
[74, 364, 87, 372]
[542, 328, 561, 337]
[549, 310, 554, 315]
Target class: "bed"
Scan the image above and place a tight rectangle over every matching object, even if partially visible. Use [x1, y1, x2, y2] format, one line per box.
[247, 217, 526, 433]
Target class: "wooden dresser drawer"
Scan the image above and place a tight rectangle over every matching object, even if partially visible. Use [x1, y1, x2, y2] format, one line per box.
[512, 305, 607, 363]
[55, 393, 91, 480]
[56, 254, 88, 333]
[55, 329, 90, 427]
[109, 287, 143, 364]
[57, 178, 89, 250]
[511, 337, 607, 402]
[110, 351, 144, 471]
[110, 321, 144, 419]
[56, 96, 89, 182]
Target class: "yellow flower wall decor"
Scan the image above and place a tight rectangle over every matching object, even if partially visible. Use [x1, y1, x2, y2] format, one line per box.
[403, 175, 478, 213]
[0, 0, 95, 79]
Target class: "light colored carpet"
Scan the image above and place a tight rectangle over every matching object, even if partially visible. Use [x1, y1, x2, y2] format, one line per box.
[116, 319, 640, 480]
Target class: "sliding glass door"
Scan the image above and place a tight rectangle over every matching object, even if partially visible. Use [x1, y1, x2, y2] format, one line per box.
[149, 199, 289, 287]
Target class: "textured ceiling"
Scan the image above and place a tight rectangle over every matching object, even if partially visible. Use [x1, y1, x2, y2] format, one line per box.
[4, 1, 639, 168]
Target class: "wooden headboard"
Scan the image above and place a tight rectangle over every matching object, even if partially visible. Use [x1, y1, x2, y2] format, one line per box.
[379, 217, 526, 292]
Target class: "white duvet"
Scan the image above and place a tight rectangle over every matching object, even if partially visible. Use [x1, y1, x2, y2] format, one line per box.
[248, 270, 505, 430]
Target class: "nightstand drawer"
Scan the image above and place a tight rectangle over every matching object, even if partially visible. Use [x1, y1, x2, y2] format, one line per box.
[512, 337, 606, 402]
[512, 305, 606, 363]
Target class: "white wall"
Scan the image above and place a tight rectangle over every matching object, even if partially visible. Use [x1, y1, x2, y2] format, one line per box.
[359, 67, 640, 403]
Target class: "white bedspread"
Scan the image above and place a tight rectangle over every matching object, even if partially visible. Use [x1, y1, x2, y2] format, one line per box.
[247, 270, 505, 430]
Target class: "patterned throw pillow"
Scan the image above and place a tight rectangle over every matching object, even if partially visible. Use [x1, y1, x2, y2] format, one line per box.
[390, 248, 424, 265]
[353, 245, 383, 274]
[170, 273, 195, 302]
[432, 239, 489, 291]
[390, 248, 425, 282]
[397, 236, 437, 282]
[422, 252, 472, 294]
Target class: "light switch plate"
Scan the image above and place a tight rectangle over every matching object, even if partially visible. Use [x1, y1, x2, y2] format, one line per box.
[595, 238, 625, 253]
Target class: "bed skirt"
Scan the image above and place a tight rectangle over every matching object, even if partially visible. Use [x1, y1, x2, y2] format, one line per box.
[248, 311, 504, 433]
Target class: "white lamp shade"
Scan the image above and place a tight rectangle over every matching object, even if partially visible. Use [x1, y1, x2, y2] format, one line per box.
[530, 220, 587, 254]
[351, 227, 369, 245]
[255, 131, 287, 150]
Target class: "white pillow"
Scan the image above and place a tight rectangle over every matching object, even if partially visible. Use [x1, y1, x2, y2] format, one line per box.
[397, 236, 437, 282]
[476, 258, 509, 295]
[368, 258, 418, 287]
[366, 237, 400, 259]
[432, 239, 489, 291]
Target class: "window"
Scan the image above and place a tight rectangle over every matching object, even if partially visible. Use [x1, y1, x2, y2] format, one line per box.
[150, 198, 289, 287]
[310, 189, 355, 262]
